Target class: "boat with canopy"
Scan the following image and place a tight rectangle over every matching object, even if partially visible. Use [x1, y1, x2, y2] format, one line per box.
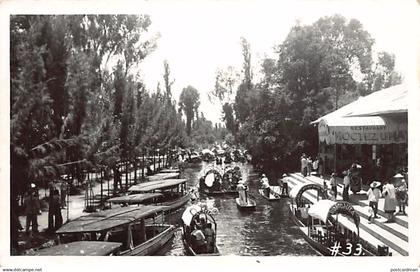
[181, 204, 220, 255]
[127, 179, 190, 214]
[147, 172, 179, 181]
[54, 205, 176, 256]
[198, 167, 241, 195]
[288, 183, 390, 256]
[28, 241, 122, 256]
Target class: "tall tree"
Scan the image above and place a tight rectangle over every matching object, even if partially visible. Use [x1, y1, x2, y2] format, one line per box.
[208, 66, 239, 134]
[234, 37, 256, 124]
[178, 86, 200, 136]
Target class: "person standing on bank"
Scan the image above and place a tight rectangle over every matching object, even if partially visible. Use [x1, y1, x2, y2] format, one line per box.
[48, 189, 63, 232]
[382, 179, 397, 223]
[396, 179, 408, 215]
[329, 173, 338, 200]
[367, 181, 382, 221]
[60, 180, 68, 208]
[342, 171, 350, 201]
[318, 156, 324, 176]
[24, 184, 41, 235]
[301, 154, 308, 177]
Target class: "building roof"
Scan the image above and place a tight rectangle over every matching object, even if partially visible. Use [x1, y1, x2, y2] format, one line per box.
[311, 84, 408, 126]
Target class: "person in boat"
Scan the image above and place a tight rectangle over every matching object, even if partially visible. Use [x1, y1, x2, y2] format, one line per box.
[191, 224, 207, 254]
[203, 222, 215, 253]
[260, 174, 270, 197]
[329, 173, 338, 200]
[367, 181, 382, 220]
[237, 179, 248, 204]
[280, 174, 289, 196]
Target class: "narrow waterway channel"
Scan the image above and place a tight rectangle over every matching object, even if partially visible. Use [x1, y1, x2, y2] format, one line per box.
[158, 161, 318, 256]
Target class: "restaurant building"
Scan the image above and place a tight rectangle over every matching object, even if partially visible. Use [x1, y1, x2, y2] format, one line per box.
[312, 84, 407, 182]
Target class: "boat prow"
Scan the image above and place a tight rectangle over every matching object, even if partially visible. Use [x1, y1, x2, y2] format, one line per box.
[258, 186, 283, 201]
[235, 197, 256, 210]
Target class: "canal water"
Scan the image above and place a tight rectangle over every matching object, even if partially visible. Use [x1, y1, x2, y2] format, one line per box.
[159, 161, 318, 256]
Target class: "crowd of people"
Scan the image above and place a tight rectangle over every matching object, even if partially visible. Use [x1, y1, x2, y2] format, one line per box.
[326, 169, 408, 224]
[300, 154, 324, 177]
[299, 152, 409, 224]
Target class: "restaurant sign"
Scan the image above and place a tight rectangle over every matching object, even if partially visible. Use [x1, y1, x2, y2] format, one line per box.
[318, 119, 407, 145]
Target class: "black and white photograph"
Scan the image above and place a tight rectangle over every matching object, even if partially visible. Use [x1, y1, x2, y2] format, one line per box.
[1, 0, 419, 271]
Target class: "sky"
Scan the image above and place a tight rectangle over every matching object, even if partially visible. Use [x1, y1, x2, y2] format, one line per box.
[134, 0, 418, 124]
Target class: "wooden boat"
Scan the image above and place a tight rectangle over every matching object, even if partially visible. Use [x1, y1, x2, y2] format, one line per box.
[199, 167, 241, 195]
[55, 206, 176, 256]
[29, 241, 122, 256]
[235, 197, 256, 210]
[288, 183, 388, 256]
[147, 172, 179, 181]
[258, 185, 282, 201]
[159, 168, 180, 173]
[107, 192, 164, 206]
[181, 205, 220, 256]
[128, 179, 190, 214]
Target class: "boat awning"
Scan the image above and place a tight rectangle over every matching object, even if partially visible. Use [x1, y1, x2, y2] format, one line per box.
[312, 84, 408, 145]
[128, 179, 187, 193]
[29, 241, 122, 256]
[148, 172, 179, 181]
[107, 193, 163, 204]
[308, 199, 337, 223]
[181, 205, 202, 226]
[311, 84, 407, 124]
[159, 168, 180, 173]
[289, 183, 307, 199]
[56, 206, 165, 234]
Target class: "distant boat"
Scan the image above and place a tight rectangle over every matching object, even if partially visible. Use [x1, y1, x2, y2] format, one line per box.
[199, 167, 241, 196]
[235, 197, 256, 210]
[258, 186, 282, 201]
[54, 206, 176, 256]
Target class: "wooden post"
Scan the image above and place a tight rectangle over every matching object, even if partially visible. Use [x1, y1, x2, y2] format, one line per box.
[153, 150, 156, 174]
[134, 158, 137, 184]
[142, 152, 145, 180]
[100, 169, 103, 207]
[125, 162, 128, 190]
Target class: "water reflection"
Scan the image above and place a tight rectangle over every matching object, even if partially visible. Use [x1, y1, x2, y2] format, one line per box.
[161, 161, 317, 256]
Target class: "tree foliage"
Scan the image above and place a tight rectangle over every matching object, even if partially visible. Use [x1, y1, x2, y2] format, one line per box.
[231, 15, 402, 174]
[178, 86, 200, 136]
[10, 15, 185, 198]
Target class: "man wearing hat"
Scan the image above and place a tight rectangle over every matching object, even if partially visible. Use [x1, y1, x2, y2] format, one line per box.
[237, 179, 249, 204]
[260, 174, 270, 197]
[367, 181, 382, 221]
